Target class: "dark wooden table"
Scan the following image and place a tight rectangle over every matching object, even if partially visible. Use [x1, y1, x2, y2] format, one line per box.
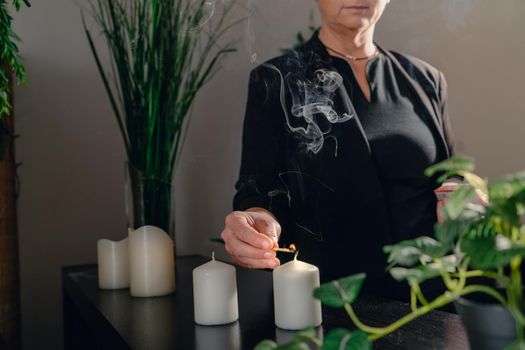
[62, 255, 469, 350]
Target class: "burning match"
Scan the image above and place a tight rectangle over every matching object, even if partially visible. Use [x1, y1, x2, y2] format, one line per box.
[273, 243, 297, 253]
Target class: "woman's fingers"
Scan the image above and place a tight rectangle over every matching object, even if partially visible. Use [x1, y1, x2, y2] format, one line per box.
[436, 199, 445, 223]
[253, 217, 281, 246]
[222, 228, 279, 269]
[435, 187, 489, 225]
[225, 211, 274, 250]
[474, 189, 489, 206]
[222, 228, 276, 260]
[222, 210, 282, 269]
[231, 255, 280, 270]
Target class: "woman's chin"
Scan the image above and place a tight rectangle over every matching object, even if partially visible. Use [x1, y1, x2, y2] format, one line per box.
[336, 18, 371, 31]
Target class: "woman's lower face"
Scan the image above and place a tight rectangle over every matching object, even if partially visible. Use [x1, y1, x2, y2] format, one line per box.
[317, 0, 389, 32]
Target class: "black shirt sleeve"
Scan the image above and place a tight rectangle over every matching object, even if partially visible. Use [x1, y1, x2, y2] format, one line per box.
[232, 66, 289, 222]
[438, 71, 456, 157]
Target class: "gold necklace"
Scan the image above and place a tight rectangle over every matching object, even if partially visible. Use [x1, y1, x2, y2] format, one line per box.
[324, 44, 380, 61]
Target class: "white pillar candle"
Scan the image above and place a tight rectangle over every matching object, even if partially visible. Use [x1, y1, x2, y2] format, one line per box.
[128, 225, 175, 297]
[273, 253, 322, 330]
[193, 253, 239, 325]
[97, 237, 130, 290]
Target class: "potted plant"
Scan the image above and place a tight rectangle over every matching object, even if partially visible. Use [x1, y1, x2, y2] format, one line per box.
[83, 0, 239, 236]
[256, 156, 525, 350]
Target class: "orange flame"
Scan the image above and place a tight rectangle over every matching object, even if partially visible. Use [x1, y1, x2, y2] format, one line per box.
[273, 243, 298, 253]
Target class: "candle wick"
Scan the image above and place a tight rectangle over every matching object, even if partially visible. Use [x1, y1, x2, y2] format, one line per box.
[293, 251, 299, 261]
[212, 251, 215, 261]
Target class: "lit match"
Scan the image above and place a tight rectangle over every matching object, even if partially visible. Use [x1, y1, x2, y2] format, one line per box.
[273, 243, 297, 253]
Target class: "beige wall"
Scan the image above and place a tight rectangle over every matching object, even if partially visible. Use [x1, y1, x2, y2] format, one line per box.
[13, 0, 525, 348]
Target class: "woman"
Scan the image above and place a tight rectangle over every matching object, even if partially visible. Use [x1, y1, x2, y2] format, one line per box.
[221, 0, 459, 300]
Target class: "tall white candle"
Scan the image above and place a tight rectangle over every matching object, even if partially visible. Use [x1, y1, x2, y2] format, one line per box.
[273, 253, 322, 330]
[97, 237, 130, 290]
[193, 253, 239, 325]
[128, 225, 175, 297]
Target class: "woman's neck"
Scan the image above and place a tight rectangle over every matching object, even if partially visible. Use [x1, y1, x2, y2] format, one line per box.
[318, 25, 376, 58]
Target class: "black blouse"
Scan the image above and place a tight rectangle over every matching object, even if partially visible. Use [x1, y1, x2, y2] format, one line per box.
[331, 53, 442, 243]
[233, 31, 455, 301]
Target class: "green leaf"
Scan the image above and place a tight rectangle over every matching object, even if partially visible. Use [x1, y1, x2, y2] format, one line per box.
[255, 328, 321, 350]
[293, 328, 318, 344]
[255, 340, 278, 350]
[434, 217, 477, 248]
[390, 265, 440, 283]
[314, 273, 366, 308]
[389, 255, 457, 283]
[489, 173, 525, 226]
[441, 185, 477, 220]
[276, 343, 311, 350]
[462, 220, 497, 240]
[460, 234, 496, 269]
[425, 156, 475, 178]
[254, 340, 311, 350]
[322, 329, 371, 350]
[490, 171, 525, 202]
[383, 237, 447, 267]
[462, 172, 489, 194]
[441, 254, 458, 268]
[493, 199, 523, 231]
[505, 339, 525, 350]
[460, 234, 525, 269]
[436, 170, 462, 184]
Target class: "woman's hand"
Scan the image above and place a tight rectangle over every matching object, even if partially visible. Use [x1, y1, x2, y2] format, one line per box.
[221, 207, 281, 269]
[435, 181, 489, 223]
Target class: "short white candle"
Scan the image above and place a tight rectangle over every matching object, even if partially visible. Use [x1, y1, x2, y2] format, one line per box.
[273, 253, 322, 330]
[128, 226, 175, 297]
[97, 237, 130, 289]
[193, 253, 239, 325]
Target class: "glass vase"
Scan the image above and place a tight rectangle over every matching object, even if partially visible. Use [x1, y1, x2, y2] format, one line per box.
[124, 161, 174, 237]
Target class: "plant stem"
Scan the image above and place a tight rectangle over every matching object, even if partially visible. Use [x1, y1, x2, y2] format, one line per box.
[438, 264, 457, 290]
[409, 281, 428, 306]
[344, 284, 507, 342]
[368, 293, 455, 341]
[344, 304, 383, 334]
[311, 337, 323, 346]
[454, 270, 510, 285]
[410, 287, 417, 312]
[460, 285, 507, 306]
[508, 255, 525, 342]
[454, 259, 469, 293]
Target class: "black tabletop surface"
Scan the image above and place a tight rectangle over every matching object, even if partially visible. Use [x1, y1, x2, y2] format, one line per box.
[62, 255, 469, 350]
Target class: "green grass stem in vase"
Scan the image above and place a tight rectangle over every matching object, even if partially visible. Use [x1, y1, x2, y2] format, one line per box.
[83, 0, 240, 233]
